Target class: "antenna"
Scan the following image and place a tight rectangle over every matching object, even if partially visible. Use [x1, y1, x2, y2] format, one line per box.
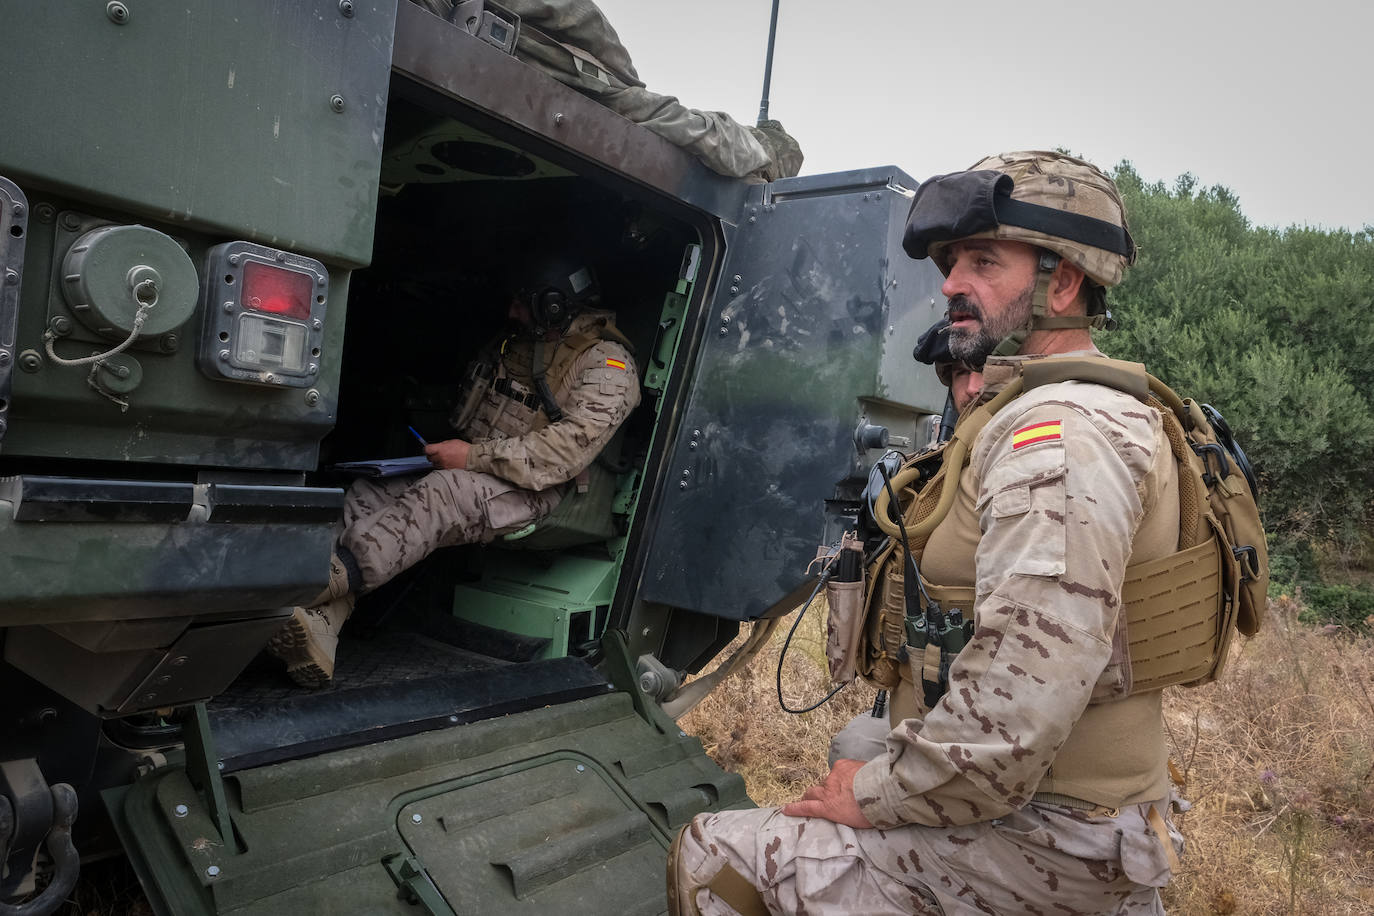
[756, 0, 781, 126]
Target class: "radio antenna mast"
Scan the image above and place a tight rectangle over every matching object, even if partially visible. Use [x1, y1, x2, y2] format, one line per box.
[756, 0, 781, 126]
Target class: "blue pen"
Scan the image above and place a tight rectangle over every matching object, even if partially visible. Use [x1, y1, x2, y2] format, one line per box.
[408, 425, 428, 447]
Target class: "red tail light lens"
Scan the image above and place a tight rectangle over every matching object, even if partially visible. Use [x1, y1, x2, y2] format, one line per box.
[243, 260, 313, 320]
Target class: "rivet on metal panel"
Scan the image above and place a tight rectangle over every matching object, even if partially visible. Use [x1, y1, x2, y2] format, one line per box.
[554, 113, 565, 126]
[2, 271, 14, 286]
[159, 334, 178, 352]
[223, 302, 234, 313]
[18, 351, 42, 373]
[729, 286, 739, 294]
[678, 731, 687, 739]
[10, 203, 22, 219]
[174, 804, 189, 817]
[688, 441, 697, 450]
[216, 761, 224, 770]
[206, 866, 220, 879]
[228, 255, 240, 266]
[0, 351, 10, 366]
[329, 95, 346, 114]
[106, 2, 130, 25]
[448, 715, 458, 723]
[58, 212, 81, 232]
[308, 364, 318, 375]
[718, 327, 728, 337]
[412, 813, 423, 823]
[35, 203, 55, 224]
[312, 318, 323, 330]
[679, 480, 688, 489]
[275, 251, 287, 262]
[304, 389, 320, 406]
[218, 349, 230, 362]
[732, 275, 741, 283]
[747, 216, 757, 225]
[338, 0, 355, 17]
[49, 317, 72, 336]
[575, 765, 586, 773]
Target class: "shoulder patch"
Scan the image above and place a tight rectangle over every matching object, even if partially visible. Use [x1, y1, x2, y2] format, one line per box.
[1012, 420, 1063, 449]
[605, 357, 627, 371]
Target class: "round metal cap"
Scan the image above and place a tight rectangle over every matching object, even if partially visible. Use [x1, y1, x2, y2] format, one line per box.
[62, 224, 199, 337]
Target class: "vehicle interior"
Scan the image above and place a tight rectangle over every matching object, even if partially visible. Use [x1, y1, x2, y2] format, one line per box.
[209, 92, 709, 737]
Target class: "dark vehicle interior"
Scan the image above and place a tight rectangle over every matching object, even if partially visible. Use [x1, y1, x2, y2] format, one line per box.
[208, 93, 709, 744]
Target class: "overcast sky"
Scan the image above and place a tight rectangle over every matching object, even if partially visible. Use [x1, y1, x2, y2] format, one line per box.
[592, 0, 1372, 233]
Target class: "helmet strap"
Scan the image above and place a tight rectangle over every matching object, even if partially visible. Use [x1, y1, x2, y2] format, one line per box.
[991, 251, 1060, 356]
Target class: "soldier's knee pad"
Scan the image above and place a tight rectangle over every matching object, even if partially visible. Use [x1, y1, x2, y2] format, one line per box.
[667, 821, 769, 916]
[666, 825, 698, 916]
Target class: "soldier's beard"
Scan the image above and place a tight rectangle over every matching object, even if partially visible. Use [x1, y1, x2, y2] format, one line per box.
[946, 279, 1036, 364]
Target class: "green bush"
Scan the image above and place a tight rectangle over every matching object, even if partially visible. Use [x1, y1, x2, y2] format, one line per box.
[1099, 161, 1374, 574]
[1298, 583, 1374, 632]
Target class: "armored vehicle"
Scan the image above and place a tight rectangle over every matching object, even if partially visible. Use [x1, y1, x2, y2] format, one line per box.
[0, 2, 945, 912]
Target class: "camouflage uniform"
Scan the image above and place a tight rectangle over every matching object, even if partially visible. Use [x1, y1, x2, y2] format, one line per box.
[340, 310, 639, 591]
[671, 351, 1184, 915]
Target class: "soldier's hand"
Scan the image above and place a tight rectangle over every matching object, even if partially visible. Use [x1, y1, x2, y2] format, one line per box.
[781, 758, 875, 829]
[425, 438, 471, 470]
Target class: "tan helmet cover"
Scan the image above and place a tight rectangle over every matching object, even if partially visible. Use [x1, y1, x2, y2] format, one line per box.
[926, 151, 1136, 288]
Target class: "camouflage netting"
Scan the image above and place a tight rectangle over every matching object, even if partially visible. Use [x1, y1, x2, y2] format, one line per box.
[411, 0, 804, 181]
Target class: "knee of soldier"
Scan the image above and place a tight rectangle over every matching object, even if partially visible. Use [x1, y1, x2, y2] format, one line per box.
[667, 817, 711, 916]
[828, 713, 893, 767]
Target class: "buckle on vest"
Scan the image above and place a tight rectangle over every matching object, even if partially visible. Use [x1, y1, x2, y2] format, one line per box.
[1233, 544, 1260, 582]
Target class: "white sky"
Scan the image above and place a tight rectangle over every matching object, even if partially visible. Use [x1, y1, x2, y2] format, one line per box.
[592, 0, 1373, 233]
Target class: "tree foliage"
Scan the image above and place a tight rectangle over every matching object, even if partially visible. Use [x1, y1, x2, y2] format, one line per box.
[1098, 163, 1374, 576]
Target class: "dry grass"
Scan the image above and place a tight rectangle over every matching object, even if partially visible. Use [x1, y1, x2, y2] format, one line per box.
[679, 595, 1374, 915]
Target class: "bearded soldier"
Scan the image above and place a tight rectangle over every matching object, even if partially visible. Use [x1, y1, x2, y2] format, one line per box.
[668, 152, 1189, 914]
[269, 259, 640, 688]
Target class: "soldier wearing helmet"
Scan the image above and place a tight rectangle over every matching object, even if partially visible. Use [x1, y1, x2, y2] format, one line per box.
[668, 152, 1187, 914]
[268, 257, 640, 689]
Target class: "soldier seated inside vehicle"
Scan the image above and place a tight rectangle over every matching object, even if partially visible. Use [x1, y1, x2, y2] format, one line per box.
[267, 255, 641, 689]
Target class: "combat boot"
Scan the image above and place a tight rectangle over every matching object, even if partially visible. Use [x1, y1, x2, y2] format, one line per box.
[307, 550, 354, 607]
[266, 595, 354, 688]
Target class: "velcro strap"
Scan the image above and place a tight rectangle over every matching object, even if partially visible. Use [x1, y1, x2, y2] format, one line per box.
[705, 862, 769, 916]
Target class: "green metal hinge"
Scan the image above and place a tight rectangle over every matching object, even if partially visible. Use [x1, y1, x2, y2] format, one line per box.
[382, 853, 454, 915]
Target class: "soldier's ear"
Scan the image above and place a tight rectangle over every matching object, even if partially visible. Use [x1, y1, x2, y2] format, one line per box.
[1048, 260, 1087, 316]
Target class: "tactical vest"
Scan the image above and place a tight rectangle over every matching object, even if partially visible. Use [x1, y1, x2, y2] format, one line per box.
[455, 311, 632, 444]
[858, 356, 1267, 716]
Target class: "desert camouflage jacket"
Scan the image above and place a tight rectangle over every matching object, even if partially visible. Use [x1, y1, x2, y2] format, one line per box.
[853, 351, 1177, 828]
[464, 311, 640, 492]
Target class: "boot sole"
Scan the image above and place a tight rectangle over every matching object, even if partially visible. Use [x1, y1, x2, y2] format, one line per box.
[266, 608, 335, 689]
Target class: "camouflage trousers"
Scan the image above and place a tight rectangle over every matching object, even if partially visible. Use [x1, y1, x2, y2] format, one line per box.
[338, 470, 562, 592]
[670, 797, 1179, 916]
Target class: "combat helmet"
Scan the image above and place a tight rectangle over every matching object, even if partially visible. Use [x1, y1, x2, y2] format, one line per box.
[518, 257, 600, 335]
[902, 150, 1136, 356]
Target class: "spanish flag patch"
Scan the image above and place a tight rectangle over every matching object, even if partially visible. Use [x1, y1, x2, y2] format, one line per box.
[605, 358, 627, 371]
[1012, 420, 1063, 449]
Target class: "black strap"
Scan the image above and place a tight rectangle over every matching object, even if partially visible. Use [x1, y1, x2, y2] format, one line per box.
[995, 196, 1134, 257]
[531, 338, 563, 423]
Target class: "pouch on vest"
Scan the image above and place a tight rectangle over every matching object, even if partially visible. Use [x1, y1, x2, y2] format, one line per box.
[823, 530, 866, 684]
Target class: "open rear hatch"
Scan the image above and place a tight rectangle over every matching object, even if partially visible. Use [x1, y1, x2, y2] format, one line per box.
[109, 666, 746, 915]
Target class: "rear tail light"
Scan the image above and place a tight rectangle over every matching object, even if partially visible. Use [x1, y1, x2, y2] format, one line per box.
[198, 241, 329, 387]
